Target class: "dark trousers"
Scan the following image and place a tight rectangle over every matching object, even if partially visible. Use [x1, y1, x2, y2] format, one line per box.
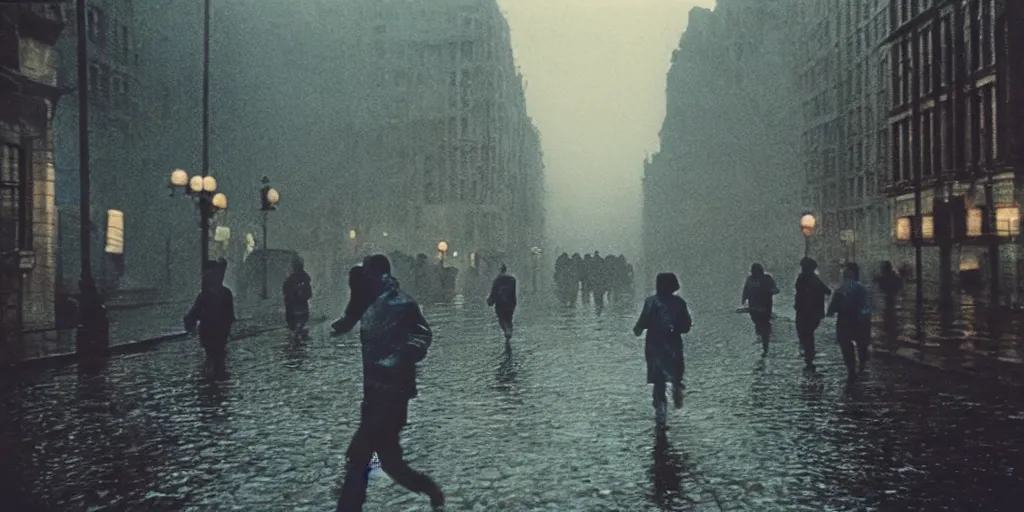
[285, 304, 310, 333]
[495, 307, 515, 339]
[200, 332, 228, 371]
[795, 315, 821, 364]
[652, 378, 683, 411]
[837, 329, 870, 377]
[337, 397, 442, 511]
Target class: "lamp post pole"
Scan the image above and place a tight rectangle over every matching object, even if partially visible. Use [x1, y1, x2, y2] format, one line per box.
[75, 0, 109, 357]
[200, 0, 212, 274]
[261, 210, 268, 299]
[259, 178, 278, 300]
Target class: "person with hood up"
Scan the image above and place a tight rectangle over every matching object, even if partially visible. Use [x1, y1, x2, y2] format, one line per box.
[827, 262, 873, 382]
[486, 264, 518, 347]
[794, 257, 831, 368]
[633, 273, 692, 429]
[335, 254, 444, 511]
[184, 259, 236, 373]
[282, 256, 313, 339]
[742, 263, 779, 357]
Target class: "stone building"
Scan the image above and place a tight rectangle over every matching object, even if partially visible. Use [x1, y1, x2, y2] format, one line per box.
[51, 0, 139, 294]
[642, 0, 803, 295]
[797, 0, 893, 283]
[1, 4, 65, 364]
[885, 0, 1023, 305]
[339, 0, 545, 275]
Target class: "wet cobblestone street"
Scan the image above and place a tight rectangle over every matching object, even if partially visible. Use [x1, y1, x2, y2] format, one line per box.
[3, 294, 1024, 511]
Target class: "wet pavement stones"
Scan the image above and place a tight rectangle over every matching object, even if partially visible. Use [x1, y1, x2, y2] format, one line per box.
[2, 296, 1024, 511]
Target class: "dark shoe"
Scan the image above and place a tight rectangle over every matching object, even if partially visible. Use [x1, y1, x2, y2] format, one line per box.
[672, 387, 684, 409]
[428, 489, 445, 509]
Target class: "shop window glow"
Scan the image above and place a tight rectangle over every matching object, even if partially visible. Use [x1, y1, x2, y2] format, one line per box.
[967, 208, 983, 237]
[921, 216, 934, 240]
[996, 207, 1020, 237]
[895, 217, 911, 241]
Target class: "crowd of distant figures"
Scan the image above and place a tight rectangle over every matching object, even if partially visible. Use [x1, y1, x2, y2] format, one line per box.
[554, 252, 635, 308]
[380, 251, 458, 303]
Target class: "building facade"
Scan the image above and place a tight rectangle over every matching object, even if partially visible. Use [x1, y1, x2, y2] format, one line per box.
[1, 4, 65, 364]
[51, 0, 139, 295]
[642, 0, 803, 294]
[340, 0, 545, 274]
[798, 0, 894, 283]
[886, 0, 1023, 305]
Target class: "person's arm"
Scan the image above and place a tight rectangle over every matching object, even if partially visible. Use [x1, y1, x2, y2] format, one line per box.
[826, 290, 842, 317]
[677, 300, 692, 334]
[183, 293, 202, 333]
[396, 302, 433, 364]
[486, 279, 498, 307]
[770, 276, 780, 295]
[741, 280, 750, 305]
[633, 298, 653, 336]
[510, 279, 518, 307]
[226, 289, 236, 325]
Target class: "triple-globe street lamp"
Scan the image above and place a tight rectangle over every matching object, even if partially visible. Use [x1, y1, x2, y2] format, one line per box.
[169, 168, 228, 280]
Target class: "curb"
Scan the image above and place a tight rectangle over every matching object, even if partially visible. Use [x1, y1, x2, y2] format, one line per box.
[15, 324, 292, 373]
[871, 346, 1024, 393]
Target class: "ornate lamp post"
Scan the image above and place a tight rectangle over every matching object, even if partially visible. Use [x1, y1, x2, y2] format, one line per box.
[800, 212, 816, 258]
[259, 176, 280, 299]
[168, 169, 228, 282]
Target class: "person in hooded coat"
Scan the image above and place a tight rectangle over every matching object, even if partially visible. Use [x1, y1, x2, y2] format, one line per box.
[282, 256, 313, 339]
[742, 263, 779, 357]
[794, 257, 831, 368]
[828, 262, 873, 382]
[487, 264, 518, 347]
[185, 259, 236, 372]
[633, 273, 692, 428]
[335, 255, 444, 511]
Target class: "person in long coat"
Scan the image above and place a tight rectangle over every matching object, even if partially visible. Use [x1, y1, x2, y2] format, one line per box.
[633, 273, 692, 428]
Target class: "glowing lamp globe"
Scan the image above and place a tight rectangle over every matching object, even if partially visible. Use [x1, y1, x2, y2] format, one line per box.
[437, 241, 449, 253]
[800, 213, 817, 237]
[189, 175, 204, 193]
[212, 192, 228, 210]
[267, 187, 280, 206]
[202, 176, 217, 193]
[170, 169, 189, 187]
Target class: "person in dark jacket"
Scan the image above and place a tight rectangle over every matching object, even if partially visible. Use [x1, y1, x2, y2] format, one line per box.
[742, 263, 779, 357]
[827, 262, 873, 382]
[336, 255, 444, 511]
[332, 262, 376, 336]
[486, 264, 517, 347]
[184, 259, 236, 373]
[633, 273, 692, 429]
[282, 256, 313, 339]
[874, 261, 903, 323]
[794, 257, 832, 368]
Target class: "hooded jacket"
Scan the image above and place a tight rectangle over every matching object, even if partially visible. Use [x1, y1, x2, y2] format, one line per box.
[359, 274, 433, 400]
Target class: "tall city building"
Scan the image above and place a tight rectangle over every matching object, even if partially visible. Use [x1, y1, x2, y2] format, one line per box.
[51, 0, 139, 293]
[340, 0, 545, 272]
[1, 4, 65, 363]
[885, 0, 1023, 305]
[797, 0, 893, 282]
[642, 0, 803, 293]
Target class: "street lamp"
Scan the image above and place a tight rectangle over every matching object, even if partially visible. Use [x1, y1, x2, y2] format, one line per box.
[168, 168, 228, 282]
[438, 241, 449, 266]
[800, 212, 816, 258]
[259, 176, 280, 299]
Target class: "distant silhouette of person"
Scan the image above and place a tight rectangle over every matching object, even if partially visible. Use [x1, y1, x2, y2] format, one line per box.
[335, 255, 444, 511]
[185, 259, 235, 374]
[828, 262, 873, 382]
[634, 273, 692, 429]
[742, 263, 779, 357]
[282, 256, 313, 339]
[875, 261, 903, 315]
[794, 257, 831, 368]
[487, 264, 518, 347]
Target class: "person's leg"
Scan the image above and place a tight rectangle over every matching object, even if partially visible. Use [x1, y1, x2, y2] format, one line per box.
[837, 335, 857, 381]
[857, 327, 871, 370]
[373, 401, 444, 507]
[336, 413, 377, 512]
[652, 381, 667, 425]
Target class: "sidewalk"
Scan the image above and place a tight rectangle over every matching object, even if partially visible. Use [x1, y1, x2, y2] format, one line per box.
[868, 296, 1024, 388]
[19, 298, 329, 368]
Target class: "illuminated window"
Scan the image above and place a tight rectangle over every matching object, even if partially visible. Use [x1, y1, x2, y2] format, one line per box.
[967, 208, 983, 236]
[105, 210, 124, 254]
[996, 207, 1020, 237]
[921, 216, 934, 240]
[895, 217, 911, 241]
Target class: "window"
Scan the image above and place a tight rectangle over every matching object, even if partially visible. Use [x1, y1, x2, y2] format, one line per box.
[87, 7, 104, 42]
[0, 143, 26, 253]
[922, 111, 933, 177]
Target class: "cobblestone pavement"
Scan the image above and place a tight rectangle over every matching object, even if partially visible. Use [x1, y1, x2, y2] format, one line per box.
[2, 293, 1024, 511]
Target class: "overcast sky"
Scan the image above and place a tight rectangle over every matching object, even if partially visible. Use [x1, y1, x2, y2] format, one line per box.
[498, 0, 717, 260]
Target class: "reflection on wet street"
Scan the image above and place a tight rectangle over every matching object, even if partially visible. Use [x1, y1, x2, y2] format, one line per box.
[2, 296, 1024, 510]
